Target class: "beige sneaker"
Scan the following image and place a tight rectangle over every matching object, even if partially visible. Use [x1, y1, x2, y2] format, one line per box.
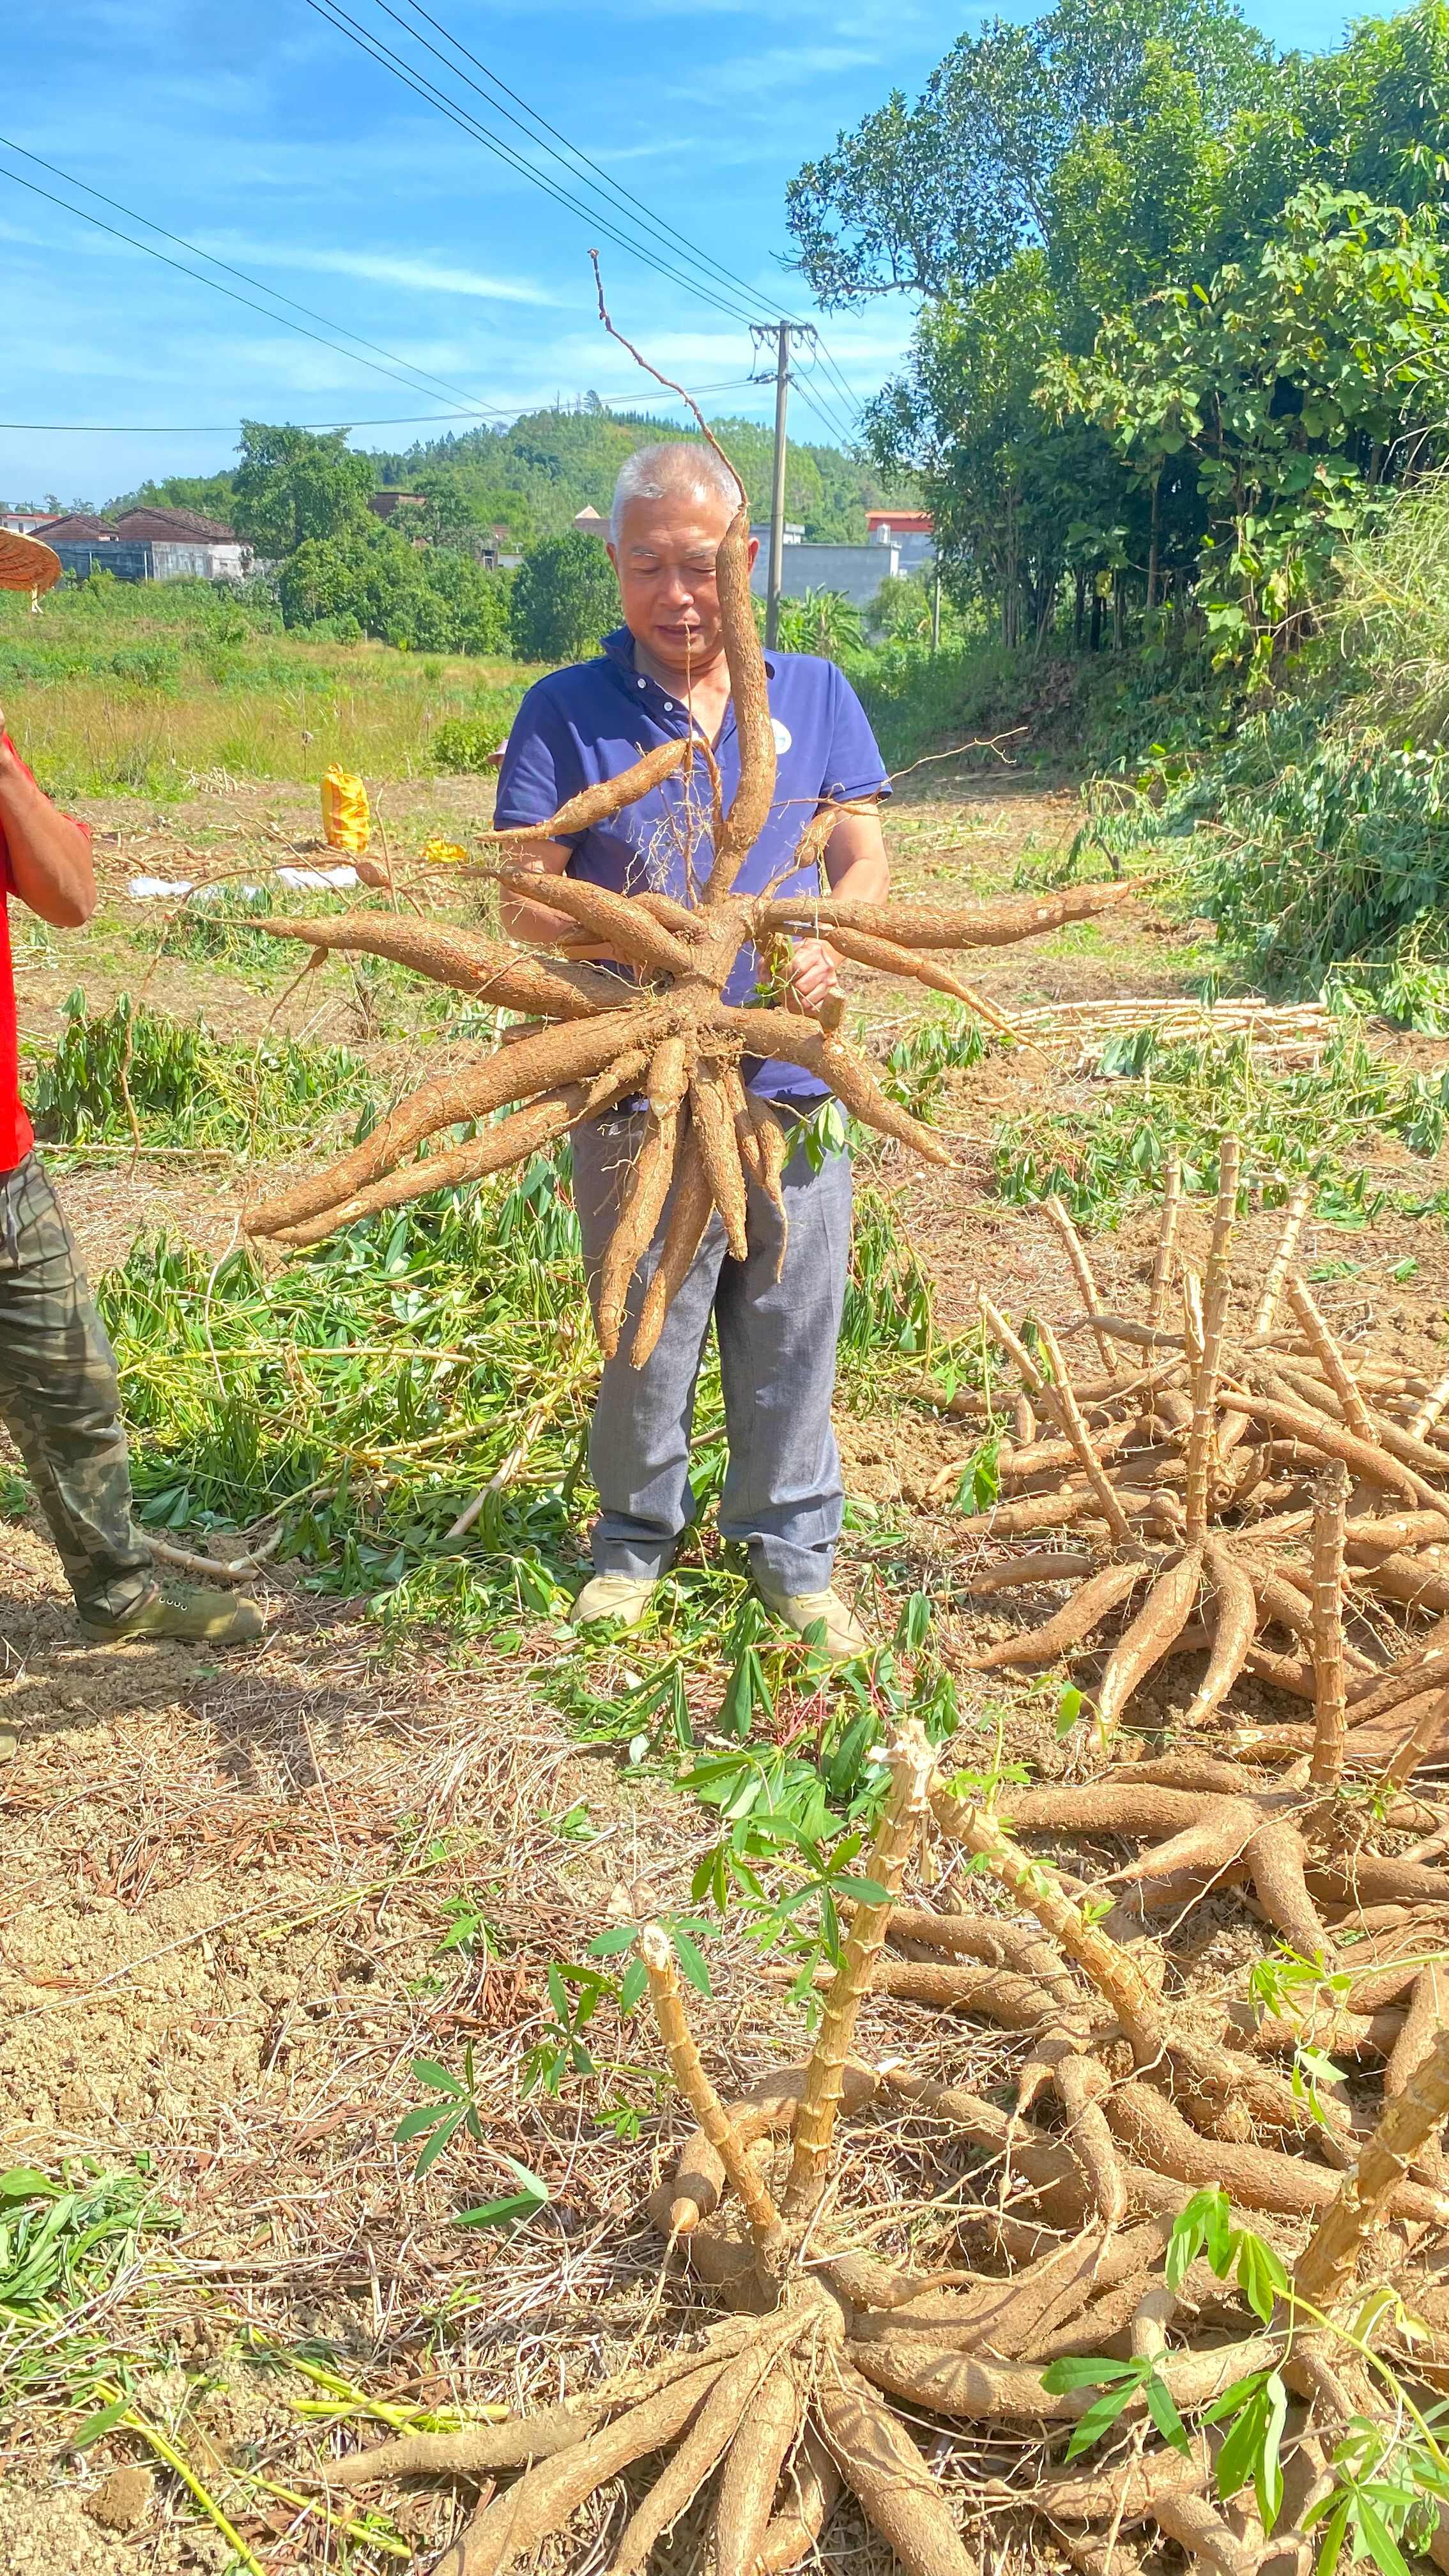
[569, 1572, 659, 1630]
[754, 1580, 870, 1662]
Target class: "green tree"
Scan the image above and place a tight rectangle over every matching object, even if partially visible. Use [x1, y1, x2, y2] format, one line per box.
[1043, 186, 1449, 665]
[509, 531, 620, 663]
[276, 519, 512, 652]
[231, 424, 374, 558]
[786, 0, 1270, 305]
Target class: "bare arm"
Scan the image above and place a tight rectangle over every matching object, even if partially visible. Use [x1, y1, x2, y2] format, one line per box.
[788, 800, 890, 1013]
[0, 727, 96, 928]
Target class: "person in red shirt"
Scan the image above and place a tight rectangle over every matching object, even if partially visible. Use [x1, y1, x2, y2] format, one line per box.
[0, 526, 261, 1643]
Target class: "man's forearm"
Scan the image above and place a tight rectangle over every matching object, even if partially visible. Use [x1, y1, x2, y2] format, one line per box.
[0, 740, 95, 927]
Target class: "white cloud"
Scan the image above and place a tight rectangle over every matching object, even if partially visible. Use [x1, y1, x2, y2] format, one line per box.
[199, 238, 560, 305]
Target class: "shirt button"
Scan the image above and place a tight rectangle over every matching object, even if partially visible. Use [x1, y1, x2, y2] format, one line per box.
[664, 700, 675, 711]
[638, 677, 646, 689]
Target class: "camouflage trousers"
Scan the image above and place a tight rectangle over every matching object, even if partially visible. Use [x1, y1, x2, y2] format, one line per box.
[0, 1153, 155, 1621]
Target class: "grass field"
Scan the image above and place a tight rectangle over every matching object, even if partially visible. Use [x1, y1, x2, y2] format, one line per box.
[0, 578, 532, 799]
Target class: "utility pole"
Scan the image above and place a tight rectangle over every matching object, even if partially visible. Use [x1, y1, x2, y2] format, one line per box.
[751, 321, 816, 650]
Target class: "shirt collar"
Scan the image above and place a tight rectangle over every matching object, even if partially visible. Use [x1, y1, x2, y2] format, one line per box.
[601, 625, 778, 687]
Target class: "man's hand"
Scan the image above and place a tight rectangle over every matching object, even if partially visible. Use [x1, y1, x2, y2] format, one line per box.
[786, 936, 841, 1016]
[0, 716, 96, 928]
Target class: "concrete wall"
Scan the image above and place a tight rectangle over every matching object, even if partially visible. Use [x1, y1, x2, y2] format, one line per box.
[50, 540, 249, 585]
[150, 541, 249, 582]
[749, 540, 901, 610]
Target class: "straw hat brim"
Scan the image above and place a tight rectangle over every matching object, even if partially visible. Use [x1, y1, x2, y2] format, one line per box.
[0, 527, 62, 594]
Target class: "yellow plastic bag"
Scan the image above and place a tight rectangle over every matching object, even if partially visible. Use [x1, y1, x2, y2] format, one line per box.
[420, 836, 468, 868]
[321, 766, 371, 854]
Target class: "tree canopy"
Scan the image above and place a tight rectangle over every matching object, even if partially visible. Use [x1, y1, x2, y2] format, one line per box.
[790, 0, 1449, 657]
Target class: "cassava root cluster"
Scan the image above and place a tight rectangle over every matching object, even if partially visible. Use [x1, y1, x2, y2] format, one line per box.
[311, 1726, 1449, 2576]
[241, 477, 1132, 1361]
[945, 1144, 1449, 1779]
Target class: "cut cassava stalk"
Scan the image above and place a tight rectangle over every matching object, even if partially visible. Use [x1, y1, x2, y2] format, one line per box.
[783, 1723, 937, 2220]
[981, 1300, 1135, 1545]
[1251, 1181, 1311, 1337]
[929, 1789, 1164, 2060]
[639, 1923, 783, 2252]
[1147, 1153, 1183, 1328]
[1309, 1461, 1351, 1786]
[1045, 1195, 1119, 1376]
[1294, 2025, 1449, 2307]
[1287, 1275, 1376, 1442]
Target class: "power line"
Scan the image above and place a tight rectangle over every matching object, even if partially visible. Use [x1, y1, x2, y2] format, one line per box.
[0, 381, 762, 438]
[309, 0, 867, 440]
[365, 0, 771, 326]
[0, 134, 510, 419]
[383, 0, 868, 425]
[303, 0, 763, 330]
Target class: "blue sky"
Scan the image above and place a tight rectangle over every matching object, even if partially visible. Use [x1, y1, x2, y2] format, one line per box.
[3, 0, 1351, 509]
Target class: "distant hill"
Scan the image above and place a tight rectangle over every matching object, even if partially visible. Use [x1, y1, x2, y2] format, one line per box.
[109, 401, 916, 548]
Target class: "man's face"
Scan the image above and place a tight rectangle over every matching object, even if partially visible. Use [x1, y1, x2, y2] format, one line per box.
[608, 494, 758, 682]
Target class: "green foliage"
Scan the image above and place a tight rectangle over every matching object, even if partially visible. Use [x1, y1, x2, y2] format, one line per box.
[432, 712, 510, 772]
[1086, 664, 1449, 988]
[806, 0, 1449, 652]
[0, 2163, 178, 2414]
[394, 2050, 551, 2223]
[786, 0, 1269, 304]
[231, 422, 376, 557]
[373, 402, 908, 548]
[992, 1020, 1449, 1225]
[775, 588, 865, 660]
[509, 530, 620, 663]
[27, 992, 374, 1153]
[1046, 187, 1449, 668]
[278, 518, 513, 653]
[1335, 466, 1449, 742]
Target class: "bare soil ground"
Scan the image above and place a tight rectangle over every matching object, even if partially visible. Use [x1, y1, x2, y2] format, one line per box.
[2, 767, 1445, 2573]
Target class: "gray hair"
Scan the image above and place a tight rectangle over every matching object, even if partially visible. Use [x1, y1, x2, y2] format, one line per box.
[610, 441, 742, 543]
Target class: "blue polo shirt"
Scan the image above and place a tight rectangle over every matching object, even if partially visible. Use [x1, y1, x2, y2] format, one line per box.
[493, 625, 889, 1100]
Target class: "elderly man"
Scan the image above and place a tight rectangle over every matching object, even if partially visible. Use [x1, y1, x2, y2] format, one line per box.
[0, 525, 260, 1645]
[494, 443, 892, 1657]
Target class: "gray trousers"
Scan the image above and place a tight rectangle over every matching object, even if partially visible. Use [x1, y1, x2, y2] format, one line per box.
[571, 1111, 850, 1595]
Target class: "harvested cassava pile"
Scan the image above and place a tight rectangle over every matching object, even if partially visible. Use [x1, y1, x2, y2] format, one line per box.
[303, 1726, 1449, 2576]
[942, 1150, 1449, 1774]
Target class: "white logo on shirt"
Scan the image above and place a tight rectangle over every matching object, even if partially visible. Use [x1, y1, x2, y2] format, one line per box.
[770, 718, 792, 753]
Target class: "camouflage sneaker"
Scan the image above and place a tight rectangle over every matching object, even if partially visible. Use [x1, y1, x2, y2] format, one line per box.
[79, 1581, 265, 1646]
